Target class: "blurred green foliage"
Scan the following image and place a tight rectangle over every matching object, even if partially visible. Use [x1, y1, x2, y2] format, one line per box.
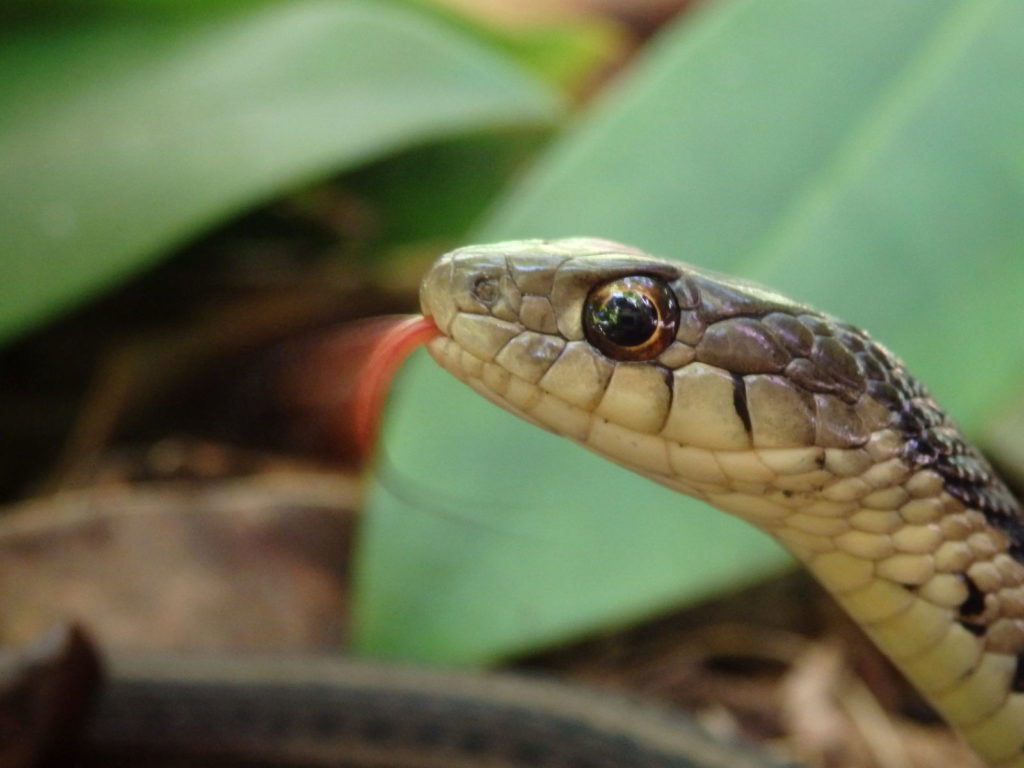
[2, 0, 1023, 665]
[0, 0, 563, 341]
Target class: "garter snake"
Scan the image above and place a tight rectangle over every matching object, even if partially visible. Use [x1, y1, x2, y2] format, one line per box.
[80, 651, 787, 768]
[6, 622, 784, 767]
[418, 238, 1024, 768]
[32, 238, 1020, 767]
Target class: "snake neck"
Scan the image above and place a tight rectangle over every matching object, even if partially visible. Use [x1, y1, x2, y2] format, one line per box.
[655, 413, 1024, 767]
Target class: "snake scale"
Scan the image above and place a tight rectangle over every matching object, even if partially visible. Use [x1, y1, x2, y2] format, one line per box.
[418, 238, 1024, 767]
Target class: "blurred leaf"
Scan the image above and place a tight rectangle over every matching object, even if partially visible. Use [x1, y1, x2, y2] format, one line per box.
[489, 19, 626, 93]
[357, 350, 784, 663]
[357, 0, 1024, 663]
[0, 1, 561, 343]
[482, 0, 1024, 430]
[400, 0, 629, 93]
[340, 132, 546, 253]
[982, 384, 1024, 492]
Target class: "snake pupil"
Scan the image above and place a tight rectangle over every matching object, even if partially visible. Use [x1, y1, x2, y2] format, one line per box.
[594, 292, 657, 346]
[583, 276, 678, 361]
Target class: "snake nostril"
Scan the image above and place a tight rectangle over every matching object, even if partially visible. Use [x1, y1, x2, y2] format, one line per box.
[472, 276, 499, 305]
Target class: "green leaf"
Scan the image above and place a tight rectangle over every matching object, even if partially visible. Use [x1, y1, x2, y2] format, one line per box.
[482, 0, 1024, 428]
[398, 0, 628, 93]
[357, 0, 1024, 664]
[0, 1, 560, 343]
[339, 131, 546, 253]
[357, 351, 783, 664]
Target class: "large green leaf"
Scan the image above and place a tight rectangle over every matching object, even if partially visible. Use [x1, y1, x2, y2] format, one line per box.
[0, 1, 560, 342]
[397, 0, 627, 92]
[356, 350, 784, 664]
[356, 0, 1024, 663]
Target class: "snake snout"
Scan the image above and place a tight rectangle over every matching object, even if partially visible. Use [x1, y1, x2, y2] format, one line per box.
[417, 246, 520, 333]
[420, 246, 524, 335]
[419, 251, 457, 333]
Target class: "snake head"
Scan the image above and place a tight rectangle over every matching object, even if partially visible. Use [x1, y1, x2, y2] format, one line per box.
[418, 238, 1024, 556]
[419, 238, 896, 472]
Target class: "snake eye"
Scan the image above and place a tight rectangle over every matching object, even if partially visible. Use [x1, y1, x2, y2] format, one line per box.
[583, 276, 679, 361]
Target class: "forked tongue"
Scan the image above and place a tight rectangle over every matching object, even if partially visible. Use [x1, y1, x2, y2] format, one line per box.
[352, 315, 439, 459]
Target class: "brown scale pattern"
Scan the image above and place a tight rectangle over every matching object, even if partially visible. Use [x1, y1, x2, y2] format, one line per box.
[682, 273, 1024, 563]
[678, 278, 1024, 682]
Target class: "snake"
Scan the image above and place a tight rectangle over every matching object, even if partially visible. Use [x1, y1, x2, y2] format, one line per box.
[17, 237, 1021, 766]
[7, 622, 784, 767]
[78, 650, 788, 767]
[416, 237, 1024, 768]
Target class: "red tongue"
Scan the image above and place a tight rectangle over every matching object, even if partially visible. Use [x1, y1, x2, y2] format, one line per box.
[352, 315, 440, 459]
